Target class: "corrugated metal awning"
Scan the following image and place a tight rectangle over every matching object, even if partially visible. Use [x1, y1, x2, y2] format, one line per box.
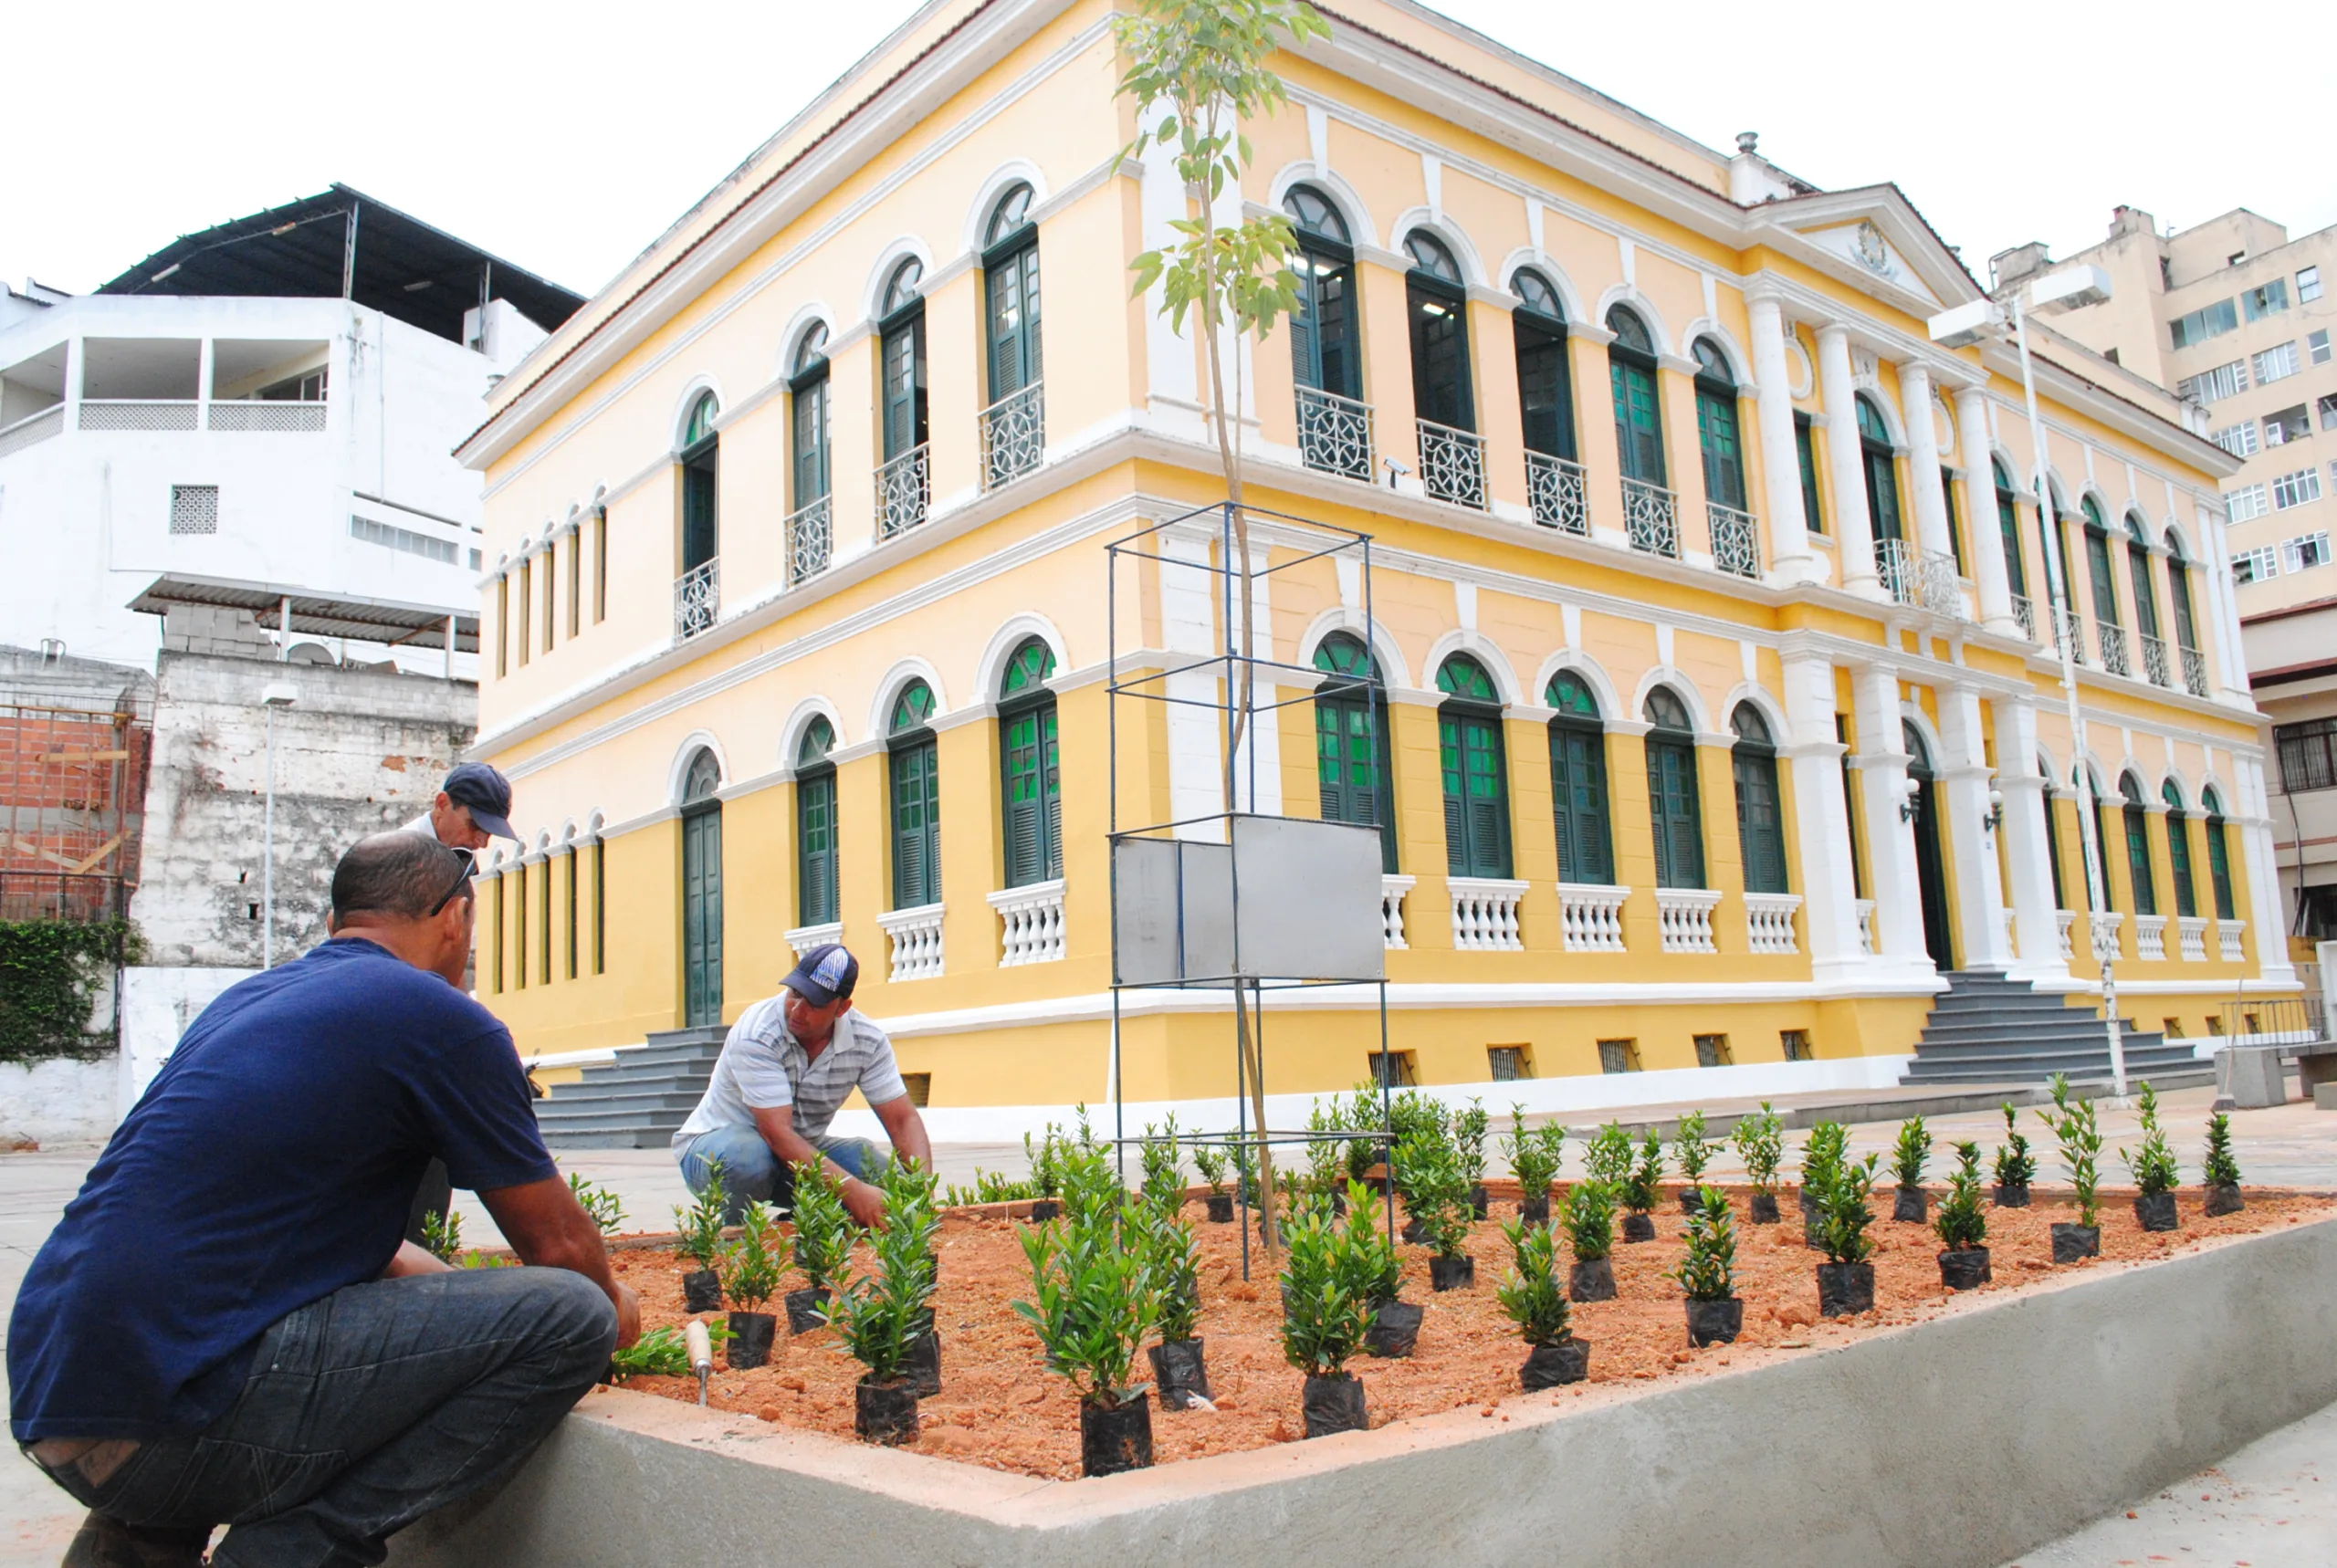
[127, 573, 477, 653]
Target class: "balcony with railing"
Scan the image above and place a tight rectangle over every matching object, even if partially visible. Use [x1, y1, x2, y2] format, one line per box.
[875, 444, 930, 540]
[990, 880, 1067, 966]
[2218, 919, 2246, 963]
[2056, 909, 2077, 962]
[79, 400, 197, 431]
[1449, 877, 1527, 950]
[2134, 913, 2167, 962]
[1708, 502, 1760, 580]
[208, 400, 326, 433]
[980, 382, 1044, 492]
[1416, 419, 1486, 509]
[2010, 593, 2037, 643]
[2051, 605, 2089, 665]
[0, 403, 63, 459]
[2097, 622, 2132, 678]
[1877, 538, 1964, 617]
[1856, 899, 1878, 954]
[1379, 874, 1417, 949]
[1525, 451, 1588, 536]
[2139, 632, 2172, 687]
[2178, 915, 2209, 962]
[2180, 644, 2208, 697]
[1744, 892, 1802, 955]
[1654, 887, 1723, 953]
[1556, 882, 1628, 952]
[674, 558, 718, 639]
[1296, 385, 1374, 480]
[1621, 476, 1678, 559]
[787, 497, 832, 587]
[876, 902, 946, 981]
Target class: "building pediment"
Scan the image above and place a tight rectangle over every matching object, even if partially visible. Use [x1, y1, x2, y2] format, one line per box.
[1755, 188, 1982, 316]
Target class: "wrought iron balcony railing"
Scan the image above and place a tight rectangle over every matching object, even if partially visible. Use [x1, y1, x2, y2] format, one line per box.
[1295, 385, 1374, 481]
[1524, 451, 1588, 536]
[979, 382, 1044, 492]
[2180, 643, 2208, 696]
[674, 558, 718, 640]
[875, 444, 930, 540]
[2138, 632, 2172, 687]
[2098, 622, 2132, 678]
[1416, 418, 1486, 509]
[1708, 501, 1761, 580]
[1621, 476, 1678, 559]
[786, 497, 832, 587]
[1877, 538, 1964, 617]
[2010, 593, 2037, 643]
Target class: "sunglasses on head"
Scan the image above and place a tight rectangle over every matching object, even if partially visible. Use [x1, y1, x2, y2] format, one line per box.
[428, 849, 478, 916]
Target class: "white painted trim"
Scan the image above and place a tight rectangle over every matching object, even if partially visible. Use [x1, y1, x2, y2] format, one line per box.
[1530, 649, 1625, 720]
[1293, 606, 1413, 689]
[778, 695, 850, 769]
[1492, 246, 1589, 324]
[1420, 627, 1525, 705]
[1721, 681, 1789, 738]
[1388, 208, 1488, 287]
[865, 656, 950, 738]
[960, 159, 1052, 256]
[1591, 284, 1673, 357]
[665, 730, 728, 803]
[972, 612, 1072, 704]
[669, 377, 724, 451]
[1630, 666, 1712, 733]
[776, 304, 838, 381]
[863, 238, 938, 324]
[1263, 162, 1381, 249]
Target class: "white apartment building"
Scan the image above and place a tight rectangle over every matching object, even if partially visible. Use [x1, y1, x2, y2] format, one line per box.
[0, 185, 583, 671]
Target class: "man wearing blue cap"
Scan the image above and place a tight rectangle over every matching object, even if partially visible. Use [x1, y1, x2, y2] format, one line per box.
[399, 762, 519, 851]
[671, 944, 929, 1228]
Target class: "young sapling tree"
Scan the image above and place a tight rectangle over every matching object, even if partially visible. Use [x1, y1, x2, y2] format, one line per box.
[1138, 1116, 1187, 1215]
[1454, 1098, 1492, 1218]
[1891, 1116, 1933, 1223]
[1934, 1141, 1991, 1290]
[1504, 1103, 1564, 1224]
[1672, 1187, 1743, 1346]
[1799, 1119, 1850, 1239]
[1732, 1103, 1785, 1223]
[1013, 1141, 1164, 1475]
[1584, 1120, 1634, 1190]
[720, 1200, 788, 1369]
[1304, 1101, 1349, 1211]
[1024, 1122, 1068, 1220]
[788, 1159, 857, 1332]
[1811, 1150, 1881, 1317]
[1619, 1131, 1663, 1243]
[1347, 1183, 1419, 1358]
[825, 1157, 944, 1440]
[673, 1158, 730, 1312]
[1190, 1139, 1234, 1222]
[1560, 1180, 1619, 1301]
[2202, 1112, 2245, 1216]
[2122, 1081, 2182, 1231]
[1396, 1129, 1475, 1291]
[1278, 1197, 1375, 1437]
[1672, 1111, 1718, 1213]
[1138, 1196, 1210, 1408]
[2038, 1073, 2104, 1262]
[567, 1171, 625, 1236]
[1991, 1101, 2038, 1207]
[1498, 1215, 1588, 1387]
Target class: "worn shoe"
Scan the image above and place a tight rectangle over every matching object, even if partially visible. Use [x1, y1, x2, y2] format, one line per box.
[60, 1511, 208, 1568]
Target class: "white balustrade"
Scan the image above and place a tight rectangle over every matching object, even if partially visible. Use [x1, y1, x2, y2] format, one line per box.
[1999, 907, 2017, 954]
[79, 399, 196, 431]
[2009, 593, 2037, 643]
[0, 404, 63, 458]
[1743, 892, 1803, 955]
[1878, 537, 1965, 617]
[876, 903, 946, 981]
[2180, 644, 2209, 697]
[2139, 632, 2172, 688]
[2178, 915, 2209, 963]
[1856, 898, 1878, 955]
[2218, 919, 2246, 963]
[1556, 882, 1629, 952]
[2056, 909, 2077, 962]
[1654, 887, 1724, 954]
[209, 401, 326, 433]
[1448, 877, 1527, 951]
[1379, 874, 1417, 950]
[2134, 914, 2167, 962]
[988, 880, 1067, 966]
[2098, 622, 2133, 678]
[783, 922, 843, 966]
[2090, 911, 2125, 962]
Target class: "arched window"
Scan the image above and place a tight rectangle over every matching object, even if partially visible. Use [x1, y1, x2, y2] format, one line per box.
[1403, 232, 1472, 436]
[2124, 512, 2164, 677]
[791, 325, 830, 515]
[2166, 530, 2203, 667]
[2162, 779, 2197, 920]
[680, 391, 720, 581]
[2202, 787, 2236, 921]
[1642, 685, 1704, 889]
[1546, 671, 1612, 884]
[796, 719, 839, 927]
[982, 183, 1043, 483]
[1436, 653, 1510, 879]
[1692, 338, 1745, 512]
[1855, 394, 1902, 544]
[999, 639, 1061, 887]
[889, 682, 940, 911]
[1285, 185, 1360, 415]
[2121, 772, 2156, 918]
[1511, 269, 1575, 464]
[879, 257, 929, 468]
[2080, 767, 2113, 909]
[1606, 306, 1665, 486]
[1992, 459, 2030, 606]
[2038, 756, 2068, 912]
[2044, 485, 2082, 631]
[680, 747, 724, 1026]
[1730, 704, 1787, 894]
[2082, 497, 2122, 637]
[1314, 632, 1396, 873]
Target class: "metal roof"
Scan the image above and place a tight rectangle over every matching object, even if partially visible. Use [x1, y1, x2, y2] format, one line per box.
[127, 574, 478, 654]
[97, 184, 584, 344]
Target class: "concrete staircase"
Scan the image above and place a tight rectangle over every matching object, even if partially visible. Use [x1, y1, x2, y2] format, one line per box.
[533, 1025, 726, 1149]
[1898, 969, 2208, 1088]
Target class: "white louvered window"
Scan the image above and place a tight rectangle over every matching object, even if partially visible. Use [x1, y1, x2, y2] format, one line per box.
[2226, 483, 2269, 522]
[2211, 421, 2258, 457]
[2271, 467, 2323, 511]
[169, 485, 218, 535]
[2177, 360, 2248, 403]
[2254, 341, 2301, 384]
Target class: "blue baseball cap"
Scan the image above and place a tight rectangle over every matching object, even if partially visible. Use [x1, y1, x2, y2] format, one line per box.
[783, 943, 859, 1008]
[443, 762, 517, 841]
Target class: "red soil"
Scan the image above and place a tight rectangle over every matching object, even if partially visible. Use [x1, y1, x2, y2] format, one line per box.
[607, 1185, 2332, 1481]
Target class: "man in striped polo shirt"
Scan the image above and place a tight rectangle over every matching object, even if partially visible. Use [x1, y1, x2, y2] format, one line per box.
[671, 944, 930, 1228]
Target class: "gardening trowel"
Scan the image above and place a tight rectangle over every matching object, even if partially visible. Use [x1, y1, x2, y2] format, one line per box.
[686, 1320, 714, 1406]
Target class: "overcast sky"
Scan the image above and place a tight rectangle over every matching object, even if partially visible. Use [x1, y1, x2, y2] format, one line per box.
[5, 0, 2331, 304]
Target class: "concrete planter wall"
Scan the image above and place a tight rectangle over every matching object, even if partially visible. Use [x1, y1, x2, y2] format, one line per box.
[390, 1217, 2337, 1568]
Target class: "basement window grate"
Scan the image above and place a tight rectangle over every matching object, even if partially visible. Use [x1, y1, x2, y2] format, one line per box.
[170, 485, 218, 535]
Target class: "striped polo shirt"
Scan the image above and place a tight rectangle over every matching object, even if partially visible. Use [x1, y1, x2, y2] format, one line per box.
[671, 993, 907, 1147]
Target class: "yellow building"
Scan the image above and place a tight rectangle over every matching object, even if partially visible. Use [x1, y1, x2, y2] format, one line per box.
[457, 0, 2282, 1138]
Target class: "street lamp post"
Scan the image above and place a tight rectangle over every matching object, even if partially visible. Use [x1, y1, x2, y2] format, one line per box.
[261, 682, 298, 969]
[1930, 267, 2130, 1100]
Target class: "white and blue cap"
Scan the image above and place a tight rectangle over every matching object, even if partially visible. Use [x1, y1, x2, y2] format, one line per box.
[783, 943, 859, 1008]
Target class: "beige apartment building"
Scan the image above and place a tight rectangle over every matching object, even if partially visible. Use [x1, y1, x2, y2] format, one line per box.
[1999, 207, 2337, 953]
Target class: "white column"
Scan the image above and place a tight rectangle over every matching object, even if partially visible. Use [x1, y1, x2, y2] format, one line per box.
[1937, 685, 2011, 967]
[2197, 503, 2252, 703]
[1956, 386, 2017, 632]
[1897, 361, 1954, 563]
[1160, 528, 1226, 840]
[1817, 326, 1880, 597]
[1990, 698, 2069, 981]
[1747, 297, 1813, 582]
[2236, 753, 2299, 986]
[1851, 662, 1930, 973]
[1231, 542, 1282, 817]
[1779, 650, 1862, 980]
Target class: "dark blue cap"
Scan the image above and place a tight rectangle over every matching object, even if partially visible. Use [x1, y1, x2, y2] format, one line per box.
[783, 943, 859, 1008]
[443, 762, 516, 841]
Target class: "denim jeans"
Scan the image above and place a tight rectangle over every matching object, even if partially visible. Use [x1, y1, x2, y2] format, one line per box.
[676, 1124, 883, 1218]
[27, 1266, 615, 1568]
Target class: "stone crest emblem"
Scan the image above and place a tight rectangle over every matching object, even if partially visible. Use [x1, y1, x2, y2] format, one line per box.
[1853, 220, 1892, 276]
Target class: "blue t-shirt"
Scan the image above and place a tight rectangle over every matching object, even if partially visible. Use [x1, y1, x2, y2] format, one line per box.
[8, 937, 557, 1442]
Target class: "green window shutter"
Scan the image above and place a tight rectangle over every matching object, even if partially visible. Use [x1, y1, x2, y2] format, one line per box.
[1001, 699, 1061, 887]
[1408, 278, 1472, 430]
[2043, 794, 2068, 910]
[1316, 693, 1397, 873]
[1996, 488, 2028, 596]
[1610, 358, 1665, 484]
[682, 459, 718, 570]
[987, 246, 1040, 402]
[890, 740, 940, 908]
[1863, 447, 1902, 542]
[1041, 704, 1063, 881]
[792, 375, 829, 504]
[2206, 818, 2235, 919]
[1440, 712, 1466, 873]
[1695, 389, 1745, 509]
[1290, 269, 1318, 392]
[2169, 567, 2200, 650]
[798, 772, 837, 925]
[1514, 317, 1575, 460]
[1549, 722, 1613, 885]
[2167, 814, 2197, 919]
[2087, 530, 2122, 627]
[1734, 748, 1787, 894]
[1648, 738, 1706, 889]
[882, 318, 926, 459]
[1796, 416, 1825, 534]
[1462, 715, 1509, 878]
[2127, 544, 2161, 640]
[2125, 804, 2157, 916]
[683, 807, 725, 1027]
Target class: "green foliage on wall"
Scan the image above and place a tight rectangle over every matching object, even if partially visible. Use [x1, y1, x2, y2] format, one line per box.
[0, 919, 141, 1062]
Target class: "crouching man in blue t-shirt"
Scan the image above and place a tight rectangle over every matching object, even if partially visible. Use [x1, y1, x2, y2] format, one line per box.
[9, 833, 641, 1568]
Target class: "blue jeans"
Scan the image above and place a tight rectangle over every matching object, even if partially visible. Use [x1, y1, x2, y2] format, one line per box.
[27, 1266, 615, 1567]
[676, 1124, 884, 1218]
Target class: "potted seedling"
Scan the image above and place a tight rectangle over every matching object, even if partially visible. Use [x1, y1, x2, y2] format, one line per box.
[2038, 1074, 2103, 1263]
[1192, 1140, 1234, 1223]
[567, 1171, 625, 1235]
[1992, 1102, 2037, 1207]
[1672, 1110, 1717, 1214]
[1305, 1101, 1350, 1215]
[673, 1159, 729, 1313]
[1455, 1099, 1492, 1218]
[1137, 1116, 1186, 1214]
[825, 1157, 942, 1442]
[1619, 1131, 1663, 1243]
[1560, 1180, 1618, 1301]
[1343, 1085, 1387, 1190]
[1138, 1196, 1210, 1409]
[1499, 1215, 1589, 1387]
[1585, 1120, 1633, 1188]
[720, 1199, 787, 1369]
[788, 1159, 856, 1333]
[1013, 1143, 1163, 1476]
[1891, 1116, 1932, 1224]
[1024, 1123, 1067, 1222]
[1398, 1129, 1476, 1291]
[1799, 1120, 1849, 1241]
[2202, 1112, 2245, 1217]
[1279, 1197, 1377, 1437]
[1811, 1150, 1881, 1317]
[419, 1206, 462, 1262]
[1349, 1186, 1420, 1358]
[608, 1320, 731, 1382]
[1732, 1103, 1785, 1224]
[1504, 1104, 1564, 1225]
[2122, 1082, 2181, 1232]
[1672, 1186, 1742, 1346]
[1934, 1140, 1990, 1291]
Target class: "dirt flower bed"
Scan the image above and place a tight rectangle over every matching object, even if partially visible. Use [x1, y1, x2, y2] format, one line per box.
[603, 1185, 2332, 1481]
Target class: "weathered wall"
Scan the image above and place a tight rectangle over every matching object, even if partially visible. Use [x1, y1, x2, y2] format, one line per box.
[0, 1054, 118, 1145]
